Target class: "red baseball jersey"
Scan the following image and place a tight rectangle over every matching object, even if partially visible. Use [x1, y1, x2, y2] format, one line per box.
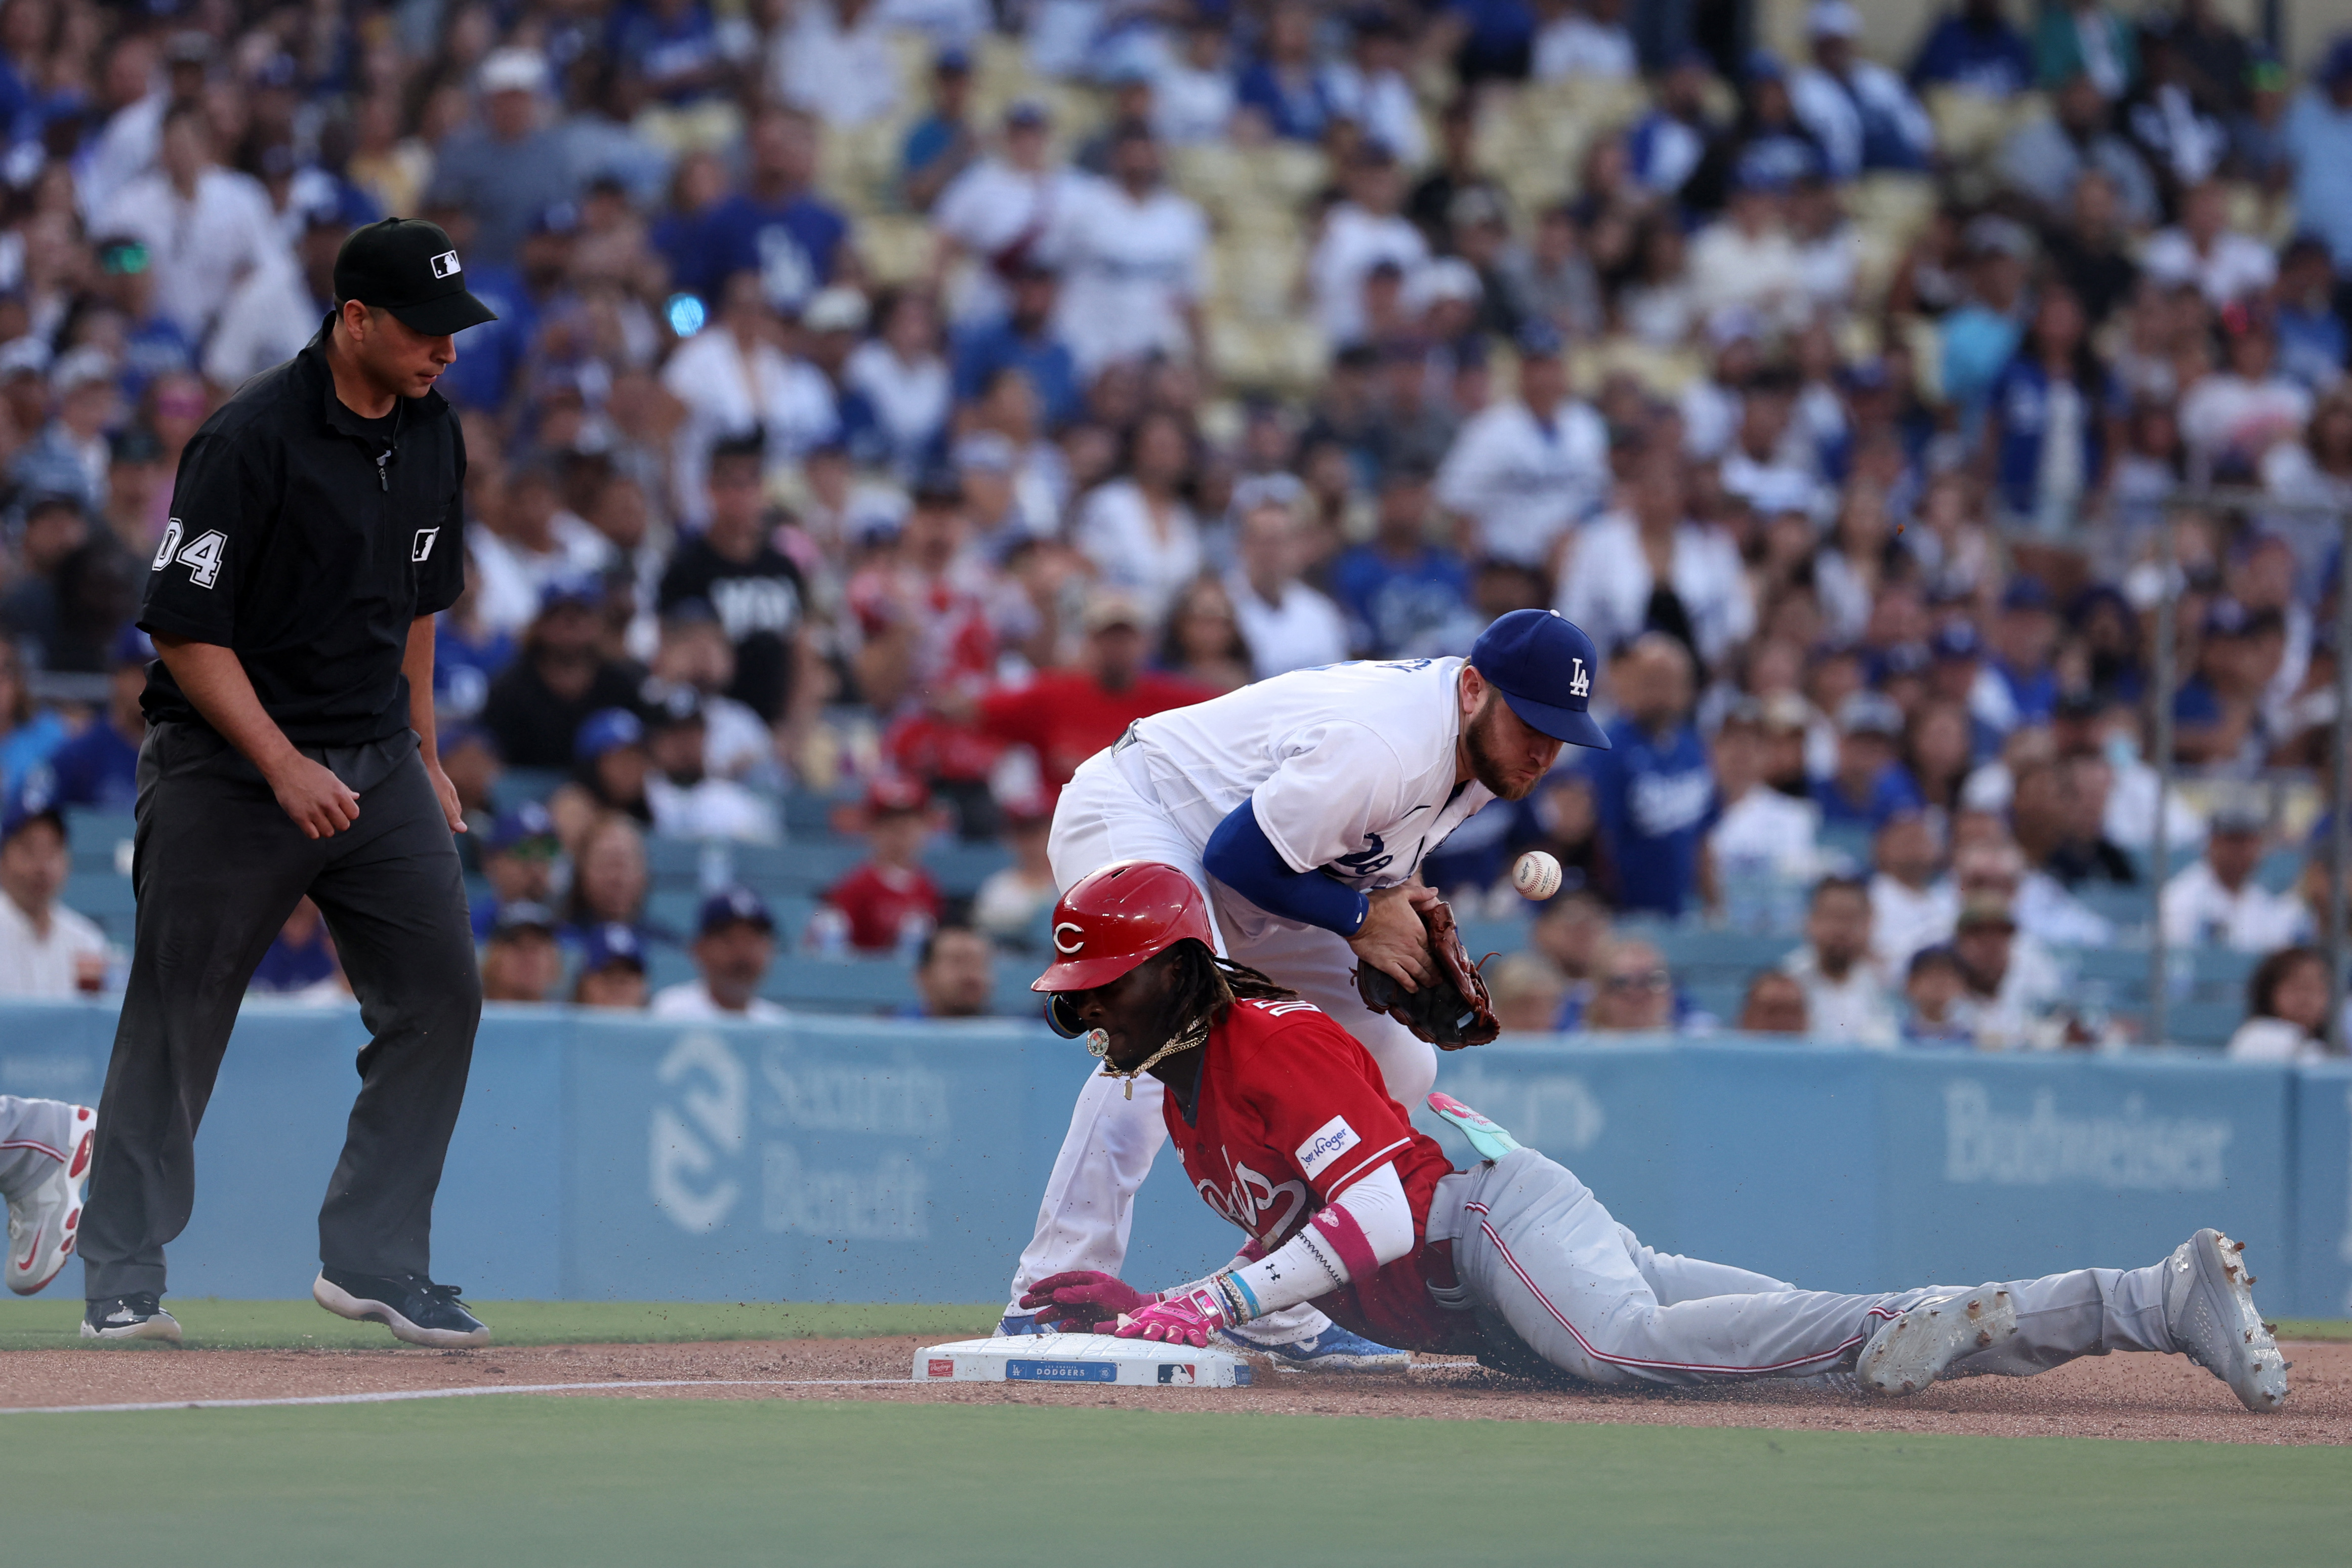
[824, 863, 945, 953]
[1160, 996, 1463, 1353]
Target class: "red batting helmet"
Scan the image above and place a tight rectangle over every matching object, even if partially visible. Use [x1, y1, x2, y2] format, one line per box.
[1031, 860, 1215, 994]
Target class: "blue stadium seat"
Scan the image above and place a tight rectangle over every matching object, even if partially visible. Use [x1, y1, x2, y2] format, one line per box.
[64, 809, 136, 875]
[759, 956, 920, 1014]
[490, 768, 567, 812]
[2157, 999, 2243, 1048]
[62, 871, 136, 920]
[925, 842, 1011, 898]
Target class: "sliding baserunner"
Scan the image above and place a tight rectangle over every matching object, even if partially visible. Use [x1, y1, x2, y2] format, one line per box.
[1016, 861, 2288, 1411]
[1000, 609, 1611, 1370]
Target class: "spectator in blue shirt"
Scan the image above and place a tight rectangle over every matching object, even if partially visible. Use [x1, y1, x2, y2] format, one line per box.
[950, 262, 1081, 430]
[1989, 577, 2060, 729]
[1814, 691, 1925, 830]
[1444, 0, 1539, 83]
[2284, 37, 2352, 274]
[608, 0, 730, 108]
[1986, 283, 2116, 524]
[1910, 0, 2035, 99]
[901, 48, 978, 212]
[2272, 236, 2346, 392]
[1328, 462, 1471, 657]
[1585, 634, 1715, 918]
[687, 106, 852, 311]
[1236, 3, 1337, 141]
[43, 625, 149, 812]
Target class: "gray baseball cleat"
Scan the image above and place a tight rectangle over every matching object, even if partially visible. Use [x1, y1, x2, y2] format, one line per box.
[1858, 1285, 2017, 1396]
[2163, 1229, 2287, 1413]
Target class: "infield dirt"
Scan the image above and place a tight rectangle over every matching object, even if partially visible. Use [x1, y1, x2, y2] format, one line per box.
[12, 1334, 2347, 1443]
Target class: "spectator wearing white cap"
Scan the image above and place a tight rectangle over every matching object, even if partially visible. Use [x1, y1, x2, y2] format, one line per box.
[1791, 2, 1936, 181]
[421, 48, 580, 268]
[91, 103, 292, 344]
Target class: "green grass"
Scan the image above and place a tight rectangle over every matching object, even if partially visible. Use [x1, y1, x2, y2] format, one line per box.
[2276, 1319, 2352, 1341]
[4, 1399, 2346, 1566]
[0, 1296, 1000, 1351]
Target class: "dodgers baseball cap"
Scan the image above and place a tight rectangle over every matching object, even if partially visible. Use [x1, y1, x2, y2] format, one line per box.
[333, 217, 499, 338]
[0, 776, 62, 844]
[485, 799, 558, 854]
[573, 708, 645, 764]
[581, 921, 648, 973]
[698, 885, 774, 937]
[1468, 609, 1611, 751]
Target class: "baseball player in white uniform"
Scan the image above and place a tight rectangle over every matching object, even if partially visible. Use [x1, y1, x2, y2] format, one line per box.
[1001, 608, 1612, 1364]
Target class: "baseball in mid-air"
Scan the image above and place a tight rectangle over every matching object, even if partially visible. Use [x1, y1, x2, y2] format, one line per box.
[1512, 850, 1562, 901]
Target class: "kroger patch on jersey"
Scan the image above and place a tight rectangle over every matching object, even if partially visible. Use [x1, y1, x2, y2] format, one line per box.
[1295, 1115, 1362, 1179]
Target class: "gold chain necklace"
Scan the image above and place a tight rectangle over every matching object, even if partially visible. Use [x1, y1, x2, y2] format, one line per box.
[1088, 1018, 1207, 1100]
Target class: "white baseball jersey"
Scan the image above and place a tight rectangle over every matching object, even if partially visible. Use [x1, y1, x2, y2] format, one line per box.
[1434, 399, 1610, 566]
[1119, 657, 1496, 937]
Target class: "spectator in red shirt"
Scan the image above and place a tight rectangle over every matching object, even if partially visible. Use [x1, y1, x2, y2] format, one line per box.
[967, 590, 1218, 795]
[823, 775, 946, 954]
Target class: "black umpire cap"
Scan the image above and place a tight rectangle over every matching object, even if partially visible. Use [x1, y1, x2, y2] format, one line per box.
[333, 218, 499, 337]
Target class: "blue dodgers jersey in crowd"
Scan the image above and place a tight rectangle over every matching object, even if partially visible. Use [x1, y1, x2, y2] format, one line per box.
[1584, 716, 1715, 918]
[688, 193, 849, 308]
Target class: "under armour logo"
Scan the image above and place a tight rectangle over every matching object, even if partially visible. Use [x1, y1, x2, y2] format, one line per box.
[429, 250, 462, 279]
[1053, 922, 1085, 955]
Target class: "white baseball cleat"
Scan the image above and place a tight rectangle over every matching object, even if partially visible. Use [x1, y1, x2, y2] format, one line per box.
[6, 1103, 94, 1296]
[2163, 1229, 2287, 1413]
[1858, 1285, 2018, 1396]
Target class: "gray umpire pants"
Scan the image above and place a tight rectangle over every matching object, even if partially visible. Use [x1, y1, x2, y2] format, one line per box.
[1432, 1148, 2176, 1388]
[78, 721, 482, 1301]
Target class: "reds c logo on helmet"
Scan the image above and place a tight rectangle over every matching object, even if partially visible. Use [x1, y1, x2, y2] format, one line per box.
[1030, 861, 1215, 995]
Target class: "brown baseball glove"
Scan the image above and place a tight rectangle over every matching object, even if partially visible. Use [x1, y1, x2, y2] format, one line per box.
[1354, 894, 1501, 1050]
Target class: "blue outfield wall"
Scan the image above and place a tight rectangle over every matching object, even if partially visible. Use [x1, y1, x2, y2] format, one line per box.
[3, 1002, 2345, 1318]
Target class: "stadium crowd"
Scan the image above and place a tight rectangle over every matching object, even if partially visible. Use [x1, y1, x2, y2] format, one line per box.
[0, 0, 2348, 1058]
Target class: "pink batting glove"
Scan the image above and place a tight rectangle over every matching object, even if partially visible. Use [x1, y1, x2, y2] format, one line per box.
[1019, 1270, 1153, 1332]
[1113, 1286, 1228, 1349]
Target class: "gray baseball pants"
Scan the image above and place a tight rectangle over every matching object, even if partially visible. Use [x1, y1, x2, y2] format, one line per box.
[78, 721, 482, 1301]
[0, 1096, 86, 1201]
[1432, 1148, 2176, 1387]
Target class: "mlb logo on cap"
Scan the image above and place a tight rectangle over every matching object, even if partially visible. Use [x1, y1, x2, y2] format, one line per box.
[430, 250, 462, 279]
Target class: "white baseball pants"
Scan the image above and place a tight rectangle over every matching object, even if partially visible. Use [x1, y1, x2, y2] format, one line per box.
[1436, 1148, 2176, 1387]
[1007, 749, 1436, 1323]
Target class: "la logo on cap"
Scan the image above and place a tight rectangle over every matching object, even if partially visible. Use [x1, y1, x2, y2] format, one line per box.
[430, 250, 462, 279]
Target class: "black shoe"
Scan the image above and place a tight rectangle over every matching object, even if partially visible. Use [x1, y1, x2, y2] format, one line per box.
[313, 1267, 491, 1348]
[81, 1292, 183, 1343]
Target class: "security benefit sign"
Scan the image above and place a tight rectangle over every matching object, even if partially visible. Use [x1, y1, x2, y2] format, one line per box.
[569, 1017, 1044, 1301]
[1874, 1053, 2292, 1298]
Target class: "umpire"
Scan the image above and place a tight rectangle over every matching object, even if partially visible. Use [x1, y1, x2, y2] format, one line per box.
[78, 219, 498, 1348]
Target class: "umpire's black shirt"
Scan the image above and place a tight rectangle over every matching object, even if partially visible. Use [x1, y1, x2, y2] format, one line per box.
[138, 316, 467, 746]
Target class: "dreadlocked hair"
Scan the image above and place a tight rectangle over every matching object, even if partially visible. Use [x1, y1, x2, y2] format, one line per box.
[1162, 939, 1297, 1041]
